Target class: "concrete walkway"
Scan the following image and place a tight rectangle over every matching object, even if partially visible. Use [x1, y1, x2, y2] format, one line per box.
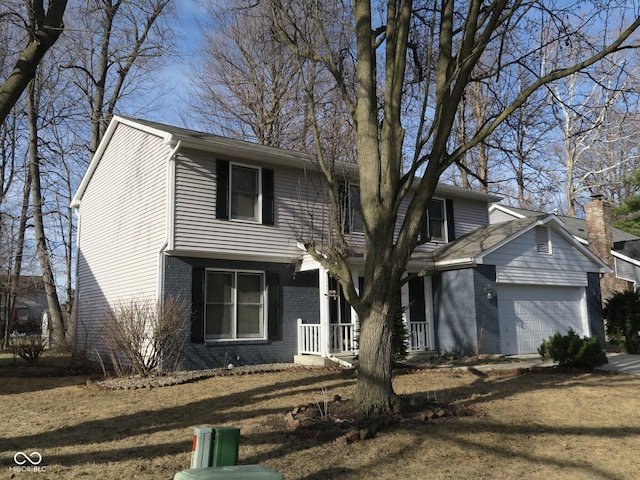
[454, 353, 640, 375]
[597, 353, 640, 375]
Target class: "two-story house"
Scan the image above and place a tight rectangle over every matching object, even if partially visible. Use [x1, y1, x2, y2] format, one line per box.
[71, 116, 610, 368]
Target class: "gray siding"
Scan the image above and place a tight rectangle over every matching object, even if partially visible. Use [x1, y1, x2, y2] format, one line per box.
[454, 197, 491, 237]
[173, 148, 330, 260]
[614, 257, 640, 286]
[163, 255, 319, 368]
[473, 265, 500, 354]
[433, 269, 478, 355]
[433, 266, 500, 355]
[484, 227, 599, 274]
[173, 148, 495, 259]
[489, 209, 519, 224]
[75, 123, 170, 355]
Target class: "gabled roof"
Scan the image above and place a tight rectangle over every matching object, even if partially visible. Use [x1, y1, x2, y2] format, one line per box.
[490, 204, 639, 243]
[433, 214, 611, 272]
[72, 116, 502, 208]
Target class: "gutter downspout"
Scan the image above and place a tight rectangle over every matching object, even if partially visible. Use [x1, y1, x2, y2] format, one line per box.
[157, 140, 181, 303]
[156, 140, 180, 372]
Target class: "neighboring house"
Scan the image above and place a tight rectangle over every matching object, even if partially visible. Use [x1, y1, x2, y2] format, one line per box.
[71, 116, 610, 367]
[490, 202, 639, 302]
[0, 275, 48, 337]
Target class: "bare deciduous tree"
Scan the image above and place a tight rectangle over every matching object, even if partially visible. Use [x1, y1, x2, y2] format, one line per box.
[0, 0, 68, 124]
[263, 0, 640, 413]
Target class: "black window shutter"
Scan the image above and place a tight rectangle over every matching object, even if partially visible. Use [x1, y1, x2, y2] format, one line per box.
[262, 168, 274, 225]
[267, 272, 281, 341]
[216, 159, 229, 220]
[419, 214, 428, 242]
[446, 199, 455, 241]
[191, 267, 205, 343]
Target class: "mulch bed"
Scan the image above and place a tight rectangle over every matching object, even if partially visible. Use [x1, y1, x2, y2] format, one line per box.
[284, 393, 486, 444]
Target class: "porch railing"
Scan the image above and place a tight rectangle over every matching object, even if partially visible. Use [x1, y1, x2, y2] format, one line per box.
[330, 323, 357, 354]
[409, 321, 430, 351]
[297, 320, 359, 356]
[297, 320, 320, 354]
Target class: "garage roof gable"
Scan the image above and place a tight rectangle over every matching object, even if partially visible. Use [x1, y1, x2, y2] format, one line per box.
[434, 214, 612, 273]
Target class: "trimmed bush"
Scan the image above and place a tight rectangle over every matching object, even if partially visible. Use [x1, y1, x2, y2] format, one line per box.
[538, 328, 607, 370]
[602, 290, 640, 354]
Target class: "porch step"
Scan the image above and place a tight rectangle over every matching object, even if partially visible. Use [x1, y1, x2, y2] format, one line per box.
[294, 355, 338, 367]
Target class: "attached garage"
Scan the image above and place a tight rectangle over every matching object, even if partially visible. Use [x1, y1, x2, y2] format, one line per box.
[497, 284, 587, 355]
[431, 214, 610, 356]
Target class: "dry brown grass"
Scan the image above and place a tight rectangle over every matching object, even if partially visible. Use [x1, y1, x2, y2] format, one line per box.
[2, 354, 640, 480]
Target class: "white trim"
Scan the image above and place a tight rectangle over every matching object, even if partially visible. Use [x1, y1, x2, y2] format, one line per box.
[204, 268, 267, 342]
[424, 276, 435, 349]
[488, 204, 526, 219]
[580, 287, 590, 337]
[318, 267, 330, 357]
[71, 116, 175, 208]
[228, 161, 263, 224]
[163, 249, 299, 264]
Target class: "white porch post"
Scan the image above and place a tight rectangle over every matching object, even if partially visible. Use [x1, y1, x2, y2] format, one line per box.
[351, 269, 360, 355]
[318, 267, 330, 357]
[424, 276, 435, 349]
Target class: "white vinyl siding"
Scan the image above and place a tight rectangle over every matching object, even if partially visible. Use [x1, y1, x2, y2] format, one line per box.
[75, 124, 170, 353]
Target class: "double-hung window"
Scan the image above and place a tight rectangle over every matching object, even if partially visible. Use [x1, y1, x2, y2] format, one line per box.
[231, 165, 260, 222]
[348, 185, 363, 232]
[205, 270, 265, 340]
[426, 199, 446, 241]
[216, 159, 274, 225]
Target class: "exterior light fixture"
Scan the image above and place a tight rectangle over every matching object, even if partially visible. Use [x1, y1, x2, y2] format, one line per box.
[484, 285, 495, 300]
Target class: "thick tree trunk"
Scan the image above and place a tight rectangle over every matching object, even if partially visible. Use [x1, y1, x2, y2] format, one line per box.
[353, 304, 397, 413]
[27, 80, 66, 348]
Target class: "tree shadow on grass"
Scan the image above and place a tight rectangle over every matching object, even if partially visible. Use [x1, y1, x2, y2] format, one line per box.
[2, 371, 354, 469]
[3, 368, 639, 478]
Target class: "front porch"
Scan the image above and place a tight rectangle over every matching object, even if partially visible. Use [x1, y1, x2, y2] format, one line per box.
[296, 318, 433, 360]
[293, 264, 435, 365]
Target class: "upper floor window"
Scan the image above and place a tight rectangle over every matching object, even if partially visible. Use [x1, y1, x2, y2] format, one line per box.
[205, 269, 265, 340]
[420, 198, 447, 242]
[216, 159, 274, 225]
[338, 182, 363, 233]
[231, 165, 259, 221]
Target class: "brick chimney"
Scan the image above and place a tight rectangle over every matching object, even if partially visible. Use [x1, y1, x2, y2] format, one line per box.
[585, 196, 631, 304]
[585, 196, 613, 268]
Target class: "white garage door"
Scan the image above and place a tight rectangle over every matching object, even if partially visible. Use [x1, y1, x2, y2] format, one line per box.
[498, 285, 586, 355]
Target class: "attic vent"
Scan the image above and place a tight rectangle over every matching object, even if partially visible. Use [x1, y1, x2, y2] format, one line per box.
[535, 225, 551, 254]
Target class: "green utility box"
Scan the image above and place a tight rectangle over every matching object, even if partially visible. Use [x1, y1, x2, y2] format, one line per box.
[173, 465, 284, 480]
[191, 426, 240, 468]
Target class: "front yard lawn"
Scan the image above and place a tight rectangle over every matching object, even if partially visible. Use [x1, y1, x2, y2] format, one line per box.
[1, 354, 639, 479]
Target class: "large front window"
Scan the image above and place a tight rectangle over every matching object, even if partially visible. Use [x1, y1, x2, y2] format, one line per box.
[231, 165, 259, 221]
[205, 270, 265, 340]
